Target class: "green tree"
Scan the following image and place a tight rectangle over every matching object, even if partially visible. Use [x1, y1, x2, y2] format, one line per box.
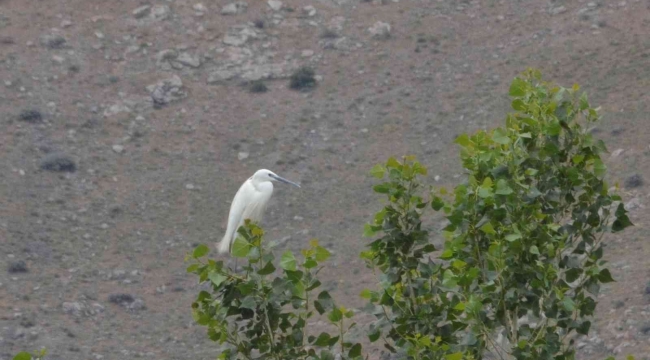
[361, 69, 633, 359]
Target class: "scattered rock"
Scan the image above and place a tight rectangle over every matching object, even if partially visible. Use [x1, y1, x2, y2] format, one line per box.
[368, 21, 391, 39]
[40, 33, 66, 49]
[640, 324, 650, 335]
[151, 5, 171, 21]
[289, 66, 316, 90]
[112, 145, 124, 154]
[550, 6, 567, 15]
[624, 174, 644, 189]
[208, 68, 239, 82]
[301, 49, 314, 57]
[18, 109, 42, 123]
[238, 152, 249, 160]
[40, 153, 77, 173]
[132, 5, 152, 19]
[8, 260, 28, 273]
[610, 148, 625, 159]
[624, 197, 644, 211]
[193, 3, 207, 13]
[267, 0, 283, 11]
[177, 52, 201, 68]
[127, 299, 146, 312]
[221, 2, 248, 15]
[147, 75, 187, 106]
[303, 5, 317, 16]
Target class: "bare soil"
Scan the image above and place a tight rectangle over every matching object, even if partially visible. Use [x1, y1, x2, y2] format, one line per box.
[1, 0, 650, 359]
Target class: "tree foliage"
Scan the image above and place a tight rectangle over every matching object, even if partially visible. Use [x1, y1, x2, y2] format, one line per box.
[188, 70, 634, 360]
[187, 220, 363, 360]
[362, 69, 633, 360]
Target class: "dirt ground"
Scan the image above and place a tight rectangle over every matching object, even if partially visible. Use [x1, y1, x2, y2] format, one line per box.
[1, 0, 650, 359]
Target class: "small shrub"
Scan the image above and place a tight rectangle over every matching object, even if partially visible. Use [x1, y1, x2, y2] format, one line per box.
[248, 80, 268, 93]
[289, 66, 316, 91]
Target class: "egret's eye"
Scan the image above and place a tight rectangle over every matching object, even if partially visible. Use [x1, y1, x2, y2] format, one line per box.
[268, 174, 272, 177]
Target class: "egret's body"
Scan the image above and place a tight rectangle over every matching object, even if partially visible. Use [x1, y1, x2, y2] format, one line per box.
[218, 169, 300, 254]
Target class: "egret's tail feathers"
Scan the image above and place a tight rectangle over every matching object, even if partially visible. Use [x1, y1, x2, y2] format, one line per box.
[217, 235, 231, 254]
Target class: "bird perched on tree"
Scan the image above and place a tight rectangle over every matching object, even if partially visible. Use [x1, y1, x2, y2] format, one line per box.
[218, 169, 301, 254]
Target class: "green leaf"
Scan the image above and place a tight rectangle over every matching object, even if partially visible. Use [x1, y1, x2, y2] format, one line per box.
[529, 245, 540, 255]
[320, 350, 335, 360]
[186, 263, 200, 273]
[348, 343, 362, 358]
[480, 222, 496, 235]
[208, 271, 227, 286]
[598, 268, 615, 283]
[431, 196, 445, 211]
[285, 270, 303, 283]
[561, 297, 576, 311]
[455, 134, 471, 147]
[612, 204, 633, 232]
[493, 128, 511, 145]
[368, 328, 381, 342]
[593, 159, 606, 177]
[257, 261, 276, 275]
[231, 237, 250, 258]
[370, 164, 386, 179]
[445, 352, 464, 360]
[315, 246, 331, 262]
[517, 340, 527, 349]
[495, 179, 513, 195]
[328, 307, 343, 322]
[360, 289, 372, 299]
[313, 332, 332, 346]
[373, 184, 390, 194]
[193, 244, 209, 258]
[509, 77, 527, 97]
[363, 223, 377, 237]
[386, 157, 401, 169]
[240, 296, 257, 309]
[280, 250, 297, 271]
[565, 268, 582, 283]
[512, 99, 526, 111]
[505, 233, 521, 242]
[304, 259, 318, 269]
[13, 353, 32, 360]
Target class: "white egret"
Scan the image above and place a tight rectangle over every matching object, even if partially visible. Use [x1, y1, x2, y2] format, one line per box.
[217, 169, 301, 254]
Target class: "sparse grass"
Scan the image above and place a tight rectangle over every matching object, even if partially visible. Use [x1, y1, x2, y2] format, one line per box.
[248, 80, 268, 93]
[289, 66, 316, 91]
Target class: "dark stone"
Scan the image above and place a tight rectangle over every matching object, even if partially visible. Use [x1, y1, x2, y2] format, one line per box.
[40, 153, 76, 172]
[18, 109, 43, 123]
[8, 260, 28, 273]
[108, 293, 135, 305]
[625, 174, 644, 189]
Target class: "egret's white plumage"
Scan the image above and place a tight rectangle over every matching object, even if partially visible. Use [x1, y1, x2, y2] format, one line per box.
[218, 169, 300, 254]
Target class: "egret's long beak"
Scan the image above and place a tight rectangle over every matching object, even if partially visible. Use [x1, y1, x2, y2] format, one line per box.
[271, 174, 301, 188]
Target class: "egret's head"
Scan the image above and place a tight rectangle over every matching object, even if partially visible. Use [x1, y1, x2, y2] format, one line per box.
[253, 169, 301, 188]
